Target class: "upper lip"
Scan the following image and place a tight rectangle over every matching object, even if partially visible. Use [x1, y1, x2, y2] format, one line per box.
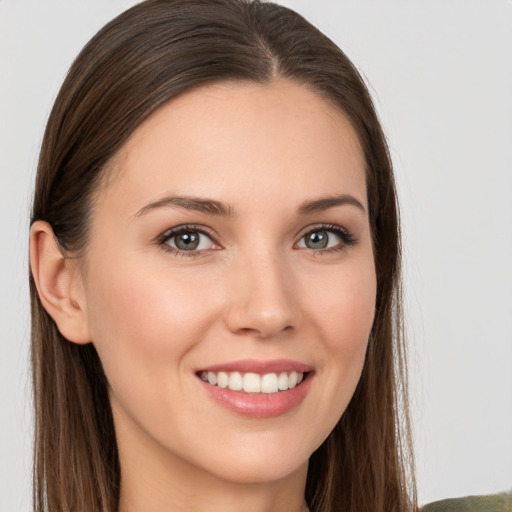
[196, 358, 313, 375]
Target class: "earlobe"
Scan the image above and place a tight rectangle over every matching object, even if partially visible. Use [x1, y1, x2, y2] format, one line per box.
[29, 221, 91, 345]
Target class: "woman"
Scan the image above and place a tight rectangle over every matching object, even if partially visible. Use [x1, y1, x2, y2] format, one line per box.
[29, 0, 413, 510]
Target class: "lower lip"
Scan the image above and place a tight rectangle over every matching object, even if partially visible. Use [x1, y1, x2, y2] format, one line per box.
[198, 373, 313, 419]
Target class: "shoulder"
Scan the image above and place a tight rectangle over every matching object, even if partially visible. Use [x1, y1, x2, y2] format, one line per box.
[422, 491, 512, 512]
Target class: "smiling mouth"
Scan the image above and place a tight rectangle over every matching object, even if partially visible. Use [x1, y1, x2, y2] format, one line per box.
[196, 361, 314, 418]
[198, 370, 308, 394]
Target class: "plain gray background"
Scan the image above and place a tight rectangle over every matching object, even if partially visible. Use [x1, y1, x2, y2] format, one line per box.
[1, 1, 511, 510]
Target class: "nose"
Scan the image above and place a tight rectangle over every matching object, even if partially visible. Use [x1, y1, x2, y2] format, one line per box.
[224, 249, 299, 339]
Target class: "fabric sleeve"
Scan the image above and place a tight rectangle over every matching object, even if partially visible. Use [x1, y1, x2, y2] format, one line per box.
[422, 491, 512, 512]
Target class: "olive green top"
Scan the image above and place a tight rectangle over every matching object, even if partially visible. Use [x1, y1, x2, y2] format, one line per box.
[423, 492, 512, 512]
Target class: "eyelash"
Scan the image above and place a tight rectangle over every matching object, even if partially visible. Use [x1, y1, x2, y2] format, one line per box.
[297, 223, 357, 255]
[157, 223, 357, 258]
[157, 224, 218, 258]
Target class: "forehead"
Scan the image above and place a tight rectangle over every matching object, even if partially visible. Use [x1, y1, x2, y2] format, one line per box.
[101, 78, 367, 212]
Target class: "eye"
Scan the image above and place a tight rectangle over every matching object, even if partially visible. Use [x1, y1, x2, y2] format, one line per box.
[159, 226, 218, 254]
[297, 229, 339, 250]
[296, 225, 356, 252]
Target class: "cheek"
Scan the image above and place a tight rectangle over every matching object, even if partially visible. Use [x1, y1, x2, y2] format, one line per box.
[300, 260, 376, 437]
[334, 269, 375, 379]
[82, 259, 219, 392]
[307, 260, 376, 355]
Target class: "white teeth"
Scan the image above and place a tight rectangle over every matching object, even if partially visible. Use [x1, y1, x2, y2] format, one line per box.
[217, 371, 229, 388]
[243, 373, 261, 393]
[261, 373, 278, 393]
[277, 372, 288, 390]
[228, 371, 243, 391]
[200, 370, 305, 394]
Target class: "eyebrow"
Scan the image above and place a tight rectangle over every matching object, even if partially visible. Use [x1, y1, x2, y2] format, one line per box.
[135, 193, 366, 218]
[298, 194, 366, 215]
[135, 196, 234, 217]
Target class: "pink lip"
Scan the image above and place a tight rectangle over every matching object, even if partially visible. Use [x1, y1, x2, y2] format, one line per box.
[197, 358, 313, 374]
[196, 359, 314, 419]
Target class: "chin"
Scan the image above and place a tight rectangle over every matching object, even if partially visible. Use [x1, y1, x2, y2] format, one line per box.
[168, 428, 313, 485]
[202, 452, 309, 485]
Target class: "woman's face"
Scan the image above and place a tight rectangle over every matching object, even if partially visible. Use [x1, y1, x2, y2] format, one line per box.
[77, 79, 376, 486]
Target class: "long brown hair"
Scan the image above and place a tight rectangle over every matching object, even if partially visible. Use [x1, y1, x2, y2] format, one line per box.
[30, 1, 416, 510]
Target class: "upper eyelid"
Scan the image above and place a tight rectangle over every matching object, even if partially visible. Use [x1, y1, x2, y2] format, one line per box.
[296, 223, 350, 238]
[158, 224, 217, 242]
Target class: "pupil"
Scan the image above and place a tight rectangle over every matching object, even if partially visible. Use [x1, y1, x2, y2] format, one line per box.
[306, 231, 328, 249]
[176, 232, 199, 250]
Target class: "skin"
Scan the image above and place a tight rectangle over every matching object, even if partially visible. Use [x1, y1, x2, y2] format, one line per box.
[31, 79, 377, 512]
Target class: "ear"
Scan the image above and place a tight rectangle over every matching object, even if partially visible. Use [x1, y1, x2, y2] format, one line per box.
[30, 221, 91, 344]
